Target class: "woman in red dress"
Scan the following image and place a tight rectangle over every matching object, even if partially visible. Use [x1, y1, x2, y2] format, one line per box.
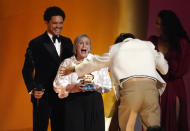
[149, 10, 190, 131]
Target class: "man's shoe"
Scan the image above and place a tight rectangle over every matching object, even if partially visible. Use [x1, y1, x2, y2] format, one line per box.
[147, 126, 164, 131]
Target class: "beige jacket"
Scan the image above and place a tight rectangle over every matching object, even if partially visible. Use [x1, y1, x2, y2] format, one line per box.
[75, 38, 168, 99]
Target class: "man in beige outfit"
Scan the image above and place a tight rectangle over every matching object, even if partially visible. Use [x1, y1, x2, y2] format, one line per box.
[61, 33, 168, 131]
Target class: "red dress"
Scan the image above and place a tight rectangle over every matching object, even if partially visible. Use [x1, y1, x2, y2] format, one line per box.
[149, 36, 190, 131]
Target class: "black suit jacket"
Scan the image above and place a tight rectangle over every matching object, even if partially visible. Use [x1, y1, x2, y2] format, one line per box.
[22, 32, 73, 103]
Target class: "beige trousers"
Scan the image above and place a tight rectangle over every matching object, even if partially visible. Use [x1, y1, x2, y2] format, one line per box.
[118, 80, 160, 131]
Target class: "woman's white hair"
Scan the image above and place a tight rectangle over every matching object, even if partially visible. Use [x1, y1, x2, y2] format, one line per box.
[73, 34, 92, 55]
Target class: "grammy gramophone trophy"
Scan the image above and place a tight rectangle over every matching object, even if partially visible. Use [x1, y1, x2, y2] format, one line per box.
[80, 74, 96, 91]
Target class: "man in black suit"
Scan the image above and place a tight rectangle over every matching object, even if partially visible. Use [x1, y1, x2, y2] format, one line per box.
[22, 6, 73, 131]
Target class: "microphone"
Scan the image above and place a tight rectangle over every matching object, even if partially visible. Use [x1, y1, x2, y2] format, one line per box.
[33, 83, 44, 106]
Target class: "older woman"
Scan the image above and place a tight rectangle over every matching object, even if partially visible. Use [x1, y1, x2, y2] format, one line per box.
[53, 34, 112, 131]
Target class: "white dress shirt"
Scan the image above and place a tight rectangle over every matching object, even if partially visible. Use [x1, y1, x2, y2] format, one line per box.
[47, 32, 61, 56]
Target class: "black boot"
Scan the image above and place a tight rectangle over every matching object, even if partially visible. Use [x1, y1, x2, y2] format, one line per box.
[147, 126, 164, 131]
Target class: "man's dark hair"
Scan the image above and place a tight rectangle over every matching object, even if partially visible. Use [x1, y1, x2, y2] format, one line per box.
[114, 33, 136, 44]
[44, 6, 65, 22]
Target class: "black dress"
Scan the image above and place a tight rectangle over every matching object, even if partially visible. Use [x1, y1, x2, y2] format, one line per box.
[65, 92, 104, 131]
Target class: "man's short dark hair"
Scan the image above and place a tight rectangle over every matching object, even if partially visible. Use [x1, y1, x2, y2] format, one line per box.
[44, 6, 65, 22]
[114, 33, 136, 44]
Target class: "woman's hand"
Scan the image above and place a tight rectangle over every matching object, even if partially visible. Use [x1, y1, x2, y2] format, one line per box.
[94, 84, 100, 90]
[58, 87, 69, 98]
[66, 83, 84, 93]
[54, 86, 69, 98]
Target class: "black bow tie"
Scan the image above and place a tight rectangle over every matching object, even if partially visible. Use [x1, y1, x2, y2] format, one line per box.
[53, 35, 61, 43]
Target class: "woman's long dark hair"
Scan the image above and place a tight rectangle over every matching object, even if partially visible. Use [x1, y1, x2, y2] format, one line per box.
[158, 10, 190, 50]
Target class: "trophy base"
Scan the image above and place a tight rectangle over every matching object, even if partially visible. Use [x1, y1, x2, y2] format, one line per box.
[81, 84, 96, 91]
